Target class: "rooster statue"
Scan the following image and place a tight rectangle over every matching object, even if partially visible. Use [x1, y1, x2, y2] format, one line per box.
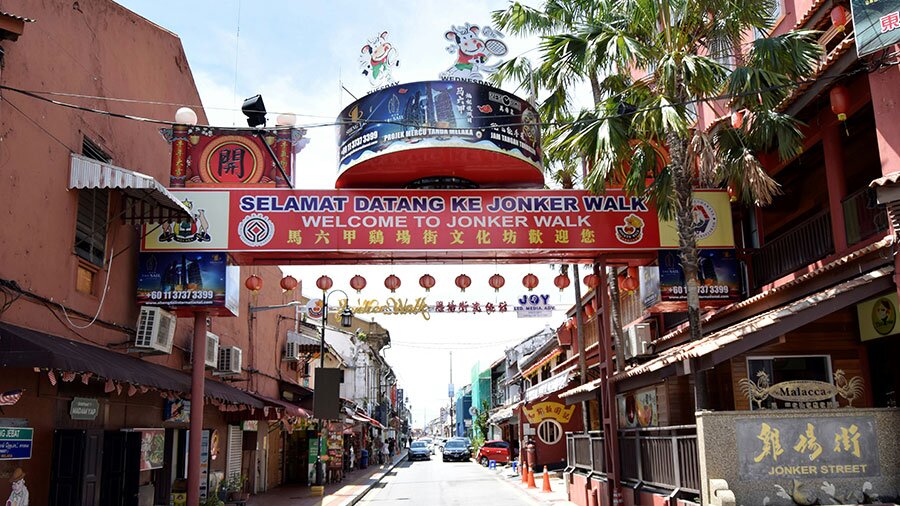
[738, 370, 772, 410]
[833, 369, 864, 407]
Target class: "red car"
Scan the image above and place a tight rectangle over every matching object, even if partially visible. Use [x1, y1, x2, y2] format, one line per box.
[477, 440, 511, 466]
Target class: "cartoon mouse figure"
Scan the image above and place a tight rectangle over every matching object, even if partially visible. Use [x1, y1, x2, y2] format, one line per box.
[441, 23, 507, 80]
[359, 31, 399, 87]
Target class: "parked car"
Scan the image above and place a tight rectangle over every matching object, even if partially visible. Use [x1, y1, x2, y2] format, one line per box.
[435, 437, 446, 452]
[418, 437, 435, 454]
[477, 440, 511, 466]
[408, 440, 431, 461]
[442, 438, 471, 462]
[449, 436, 472, 452]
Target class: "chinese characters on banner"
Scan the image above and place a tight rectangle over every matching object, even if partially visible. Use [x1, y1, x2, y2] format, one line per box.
[850, 0, 900, 56]
[736, 417, 879, 480]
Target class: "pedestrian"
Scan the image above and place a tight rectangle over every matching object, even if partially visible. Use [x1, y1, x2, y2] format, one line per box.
[388, 438, 395, 457]
[381, 440, 390, 466]
[349, 446, 355, 470]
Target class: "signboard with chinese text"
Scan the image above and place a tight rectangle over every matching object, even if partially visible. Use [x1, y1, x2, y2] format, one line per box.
[522, 402, 575, 424]
[0, 427, 32, 460]
[850, 0, 900, 56]
[136, 252, 238, 317]
[141, 189, 734, 263]
[736, 416, 879, 480]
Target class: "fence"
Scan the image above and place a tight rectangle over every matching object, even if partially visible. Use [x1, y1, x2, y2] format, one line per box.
[618, 425, 700, 493]
[751, 210, 833, 287]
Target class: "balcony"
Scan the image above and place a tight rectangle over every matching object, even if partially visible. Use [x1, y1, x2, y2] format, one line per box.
[842, 187, 889, 246]
[566, 426, 700, 495]
[751, 210, 834, 287]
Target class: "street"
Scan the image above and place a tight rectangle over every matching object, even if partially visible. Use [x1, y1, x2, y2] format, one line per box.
[357, 457, 533, 506]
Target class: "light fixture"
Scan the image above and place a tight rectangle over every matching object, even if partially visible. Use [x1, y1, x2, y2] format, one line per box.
[275, 113, 297, 126]
[174, 107, 198, 125]
[340, 307, 353, 328]
[241, 94, 267, 128]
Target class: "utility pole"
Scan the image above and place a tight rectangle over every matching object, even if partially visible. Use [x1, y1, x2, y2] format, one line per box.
[448, 351, 453, 437]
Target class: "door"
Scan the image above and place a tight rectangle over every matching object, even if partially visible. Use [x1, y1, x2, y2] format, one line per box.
[100, 431, 141, 506]
[50, 430, 86, 506]
[82, 430, 103, 504]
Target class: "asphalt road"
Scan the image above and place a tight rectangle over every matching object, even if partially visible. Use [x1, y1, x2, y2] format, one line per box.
[357, 453, 534, 506]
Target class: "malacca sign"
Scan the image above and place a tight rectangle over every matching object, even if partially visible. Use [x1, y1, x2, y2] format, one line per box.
[141, 189, 733, 262]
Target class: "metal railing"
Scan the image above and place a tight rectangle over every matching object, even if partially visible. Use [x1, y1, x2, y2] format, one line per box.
[843, 187, 889, 246]
[565, 431, 605, 473]
[751, 210, 834, 287]
[618, 425, 700, 494]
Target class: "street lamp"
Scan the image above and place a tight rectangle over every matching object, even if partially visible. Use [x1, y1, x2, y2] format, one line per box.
[313, 282, 353, 487]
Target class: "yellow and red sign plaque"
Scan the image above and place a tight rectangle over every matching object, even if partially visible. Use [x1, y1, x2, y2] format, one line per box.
[523, 401, 576, 424]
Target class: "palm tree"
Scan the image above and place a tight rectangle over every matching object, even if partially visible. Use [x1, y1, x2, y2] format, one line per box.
[496, 0, 822, 408]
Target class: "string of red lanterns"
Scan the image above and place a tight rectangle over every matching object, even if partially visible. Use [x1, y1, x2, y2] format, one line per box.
[384, 274, 401, 293]
[280, 275, 298, 292]
[419, 274, 435, 292]
[522, 273, 539, 291]
[488, 273, 505, 292]
[349, 274, 367, 293]
[554, 273, 571, 291]
[316, 275, 333, 291]
[455, 274, 472, 292]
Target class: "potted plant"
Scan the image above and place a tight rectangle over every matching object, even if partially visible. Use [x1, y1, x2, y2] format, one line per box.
[224, 474, 249, 501]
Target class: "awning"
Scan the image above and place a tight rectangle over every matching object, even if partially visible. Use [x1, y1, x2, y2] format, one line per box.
[559, 378, 603, 405]
[343, 407, 384, 429]
[521, 348, 562, 378]
[252, 392, 310, 419]
[68, 153, 191, 225]
[524, 365, 577, 402]
[488, 401, 522, 424]
[0, 322, 263, 409]
[614, 267, 894, 389]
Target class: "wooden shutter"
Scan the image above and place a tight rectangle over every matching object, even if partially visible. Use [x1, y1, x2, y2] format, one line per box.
[226, 425, 243, 478]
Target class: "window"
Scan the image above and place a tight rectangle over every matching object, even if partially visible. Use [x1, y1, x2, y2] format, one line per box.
[746, 355, 833, 410]
[74, 138, 111, 267]
[537, 419, 562, 445]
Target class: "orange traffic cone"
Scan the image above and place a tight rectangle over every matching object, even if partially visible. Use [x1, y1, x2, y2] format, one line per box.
[527, 468, 537, 489]
[520, 461, 527, 483]
[541, 465, 552, 493]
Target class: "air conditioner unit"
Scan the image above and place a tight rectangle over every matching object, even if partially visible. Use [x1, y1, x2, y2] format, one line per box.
[624, 323, 652, 360]
[205, 333, 220, 368]
[133, 306, 176, 354]
[217, 346, 242, 375]
[284, 341, 300, 362]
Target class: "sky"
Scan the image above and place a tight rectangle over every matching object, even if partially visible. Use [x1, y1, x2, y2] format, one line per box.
[116, 0, 594, 430]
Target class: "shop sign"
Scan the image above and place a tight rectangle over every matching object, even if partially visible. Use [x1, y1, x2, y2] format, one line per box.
[851, 0, 900, 56]
[522, 402, 575, 424]
[141, 189, 734, 260]
[337, 297, 429, 320]
[139, 429, 165, 471]
[164, 399, 191, 423]
[70, 397, 99, 421]
[242, 420, 258, 431]
[736, 416, 880, 480]
[856, 291, 900, 342]
[0, 427, 32, 460]
[617, 388, 658, 429]
[738, 371, 864, 410]
[643, 249, 741, 309]
[514, 294, 555, 318]
[136, 252, 238, 317]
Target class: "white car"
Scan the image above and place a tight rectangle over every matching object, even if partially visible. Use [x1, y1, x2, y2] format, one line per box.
[418, 437, 435, 454]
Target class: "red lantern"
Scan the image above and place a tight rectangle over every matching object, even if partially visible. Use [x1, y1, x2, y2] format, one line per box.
[488, 273, 506, 292]
[523, 273, 539, 291]
[316, 275, 333, 292]
[419, 274, 435, 292]
[585, 303, 596, 318]
[280, 275, 298, 292]
[349, 274, 367, 293]
[621, 275, 638, 293]
[455, 274, 472, 292]
[830, 85, 850, 122]
[554, 273, 571, 291]
[245, 274, 262, 292]
[384, 274, 401, 293]
[565, 318, 575, 330]
[583, 274, 600, 289]
[730, 109, 744, 129]
[830, 5, 848, 32]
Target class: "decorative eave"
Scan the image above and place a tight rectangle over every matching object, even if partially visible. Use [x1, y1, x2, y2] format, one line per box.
[0, 11, 33, 41]
[777, 36, 856, 114]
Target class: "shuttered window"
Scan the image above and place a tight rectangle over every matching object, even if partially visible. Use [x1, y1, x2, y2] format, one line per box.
[226, 425, 243, 479]
[74, 138, 111, 267]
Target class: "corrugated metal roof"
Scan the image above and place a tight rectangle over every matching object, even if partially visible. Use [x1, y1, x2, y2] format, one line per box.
[0, 11, 35, 23]
[68, 153, 191, 224]
[614, 266, 893, 381]
[870, 171, 900, 188]
[559, 377, 603, 399]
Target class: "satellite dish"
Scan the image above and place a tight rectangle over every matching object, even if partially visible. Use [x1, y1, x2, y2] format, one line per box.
[468, 406, 478, 417]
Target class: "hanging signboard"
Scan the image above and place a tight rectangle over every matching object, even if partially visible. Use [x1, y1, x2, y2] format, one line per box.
[139, 429, 165, 471]
[164, 399, 191, 423]
[141, 189, 733, 263]
[0, 427, 32, 460]
[514, 294, 555, 318]
[641, 249, 742, 311]
[850, 0, 900, 56]
[856, 291, 900, 342]
[136, 251, 239, 317]
[70, 397, 100, 421]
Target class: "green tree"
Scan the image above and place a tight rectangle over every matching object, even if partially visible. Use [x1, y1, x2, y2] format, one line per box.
[496, 0, 822, 408]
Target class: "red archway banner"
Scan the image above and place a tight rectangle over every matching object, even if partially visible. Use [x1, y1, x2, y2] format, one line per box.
[141, 188, 733, 264]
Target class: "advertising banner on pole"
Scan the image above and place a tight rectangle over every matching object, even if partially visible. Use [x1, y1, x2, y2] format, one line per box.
[141, 189, 733, 262]
[136, 251, 239, 316]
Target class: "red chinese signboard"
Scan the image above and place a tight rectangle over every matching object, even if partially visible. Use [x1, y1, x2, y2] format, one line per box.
[141, 188, 733, 263]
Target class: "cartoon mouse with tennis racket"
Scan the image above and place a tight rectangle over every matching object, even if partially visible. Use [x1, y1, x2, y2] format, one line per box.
[441, 23, 507, 80]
